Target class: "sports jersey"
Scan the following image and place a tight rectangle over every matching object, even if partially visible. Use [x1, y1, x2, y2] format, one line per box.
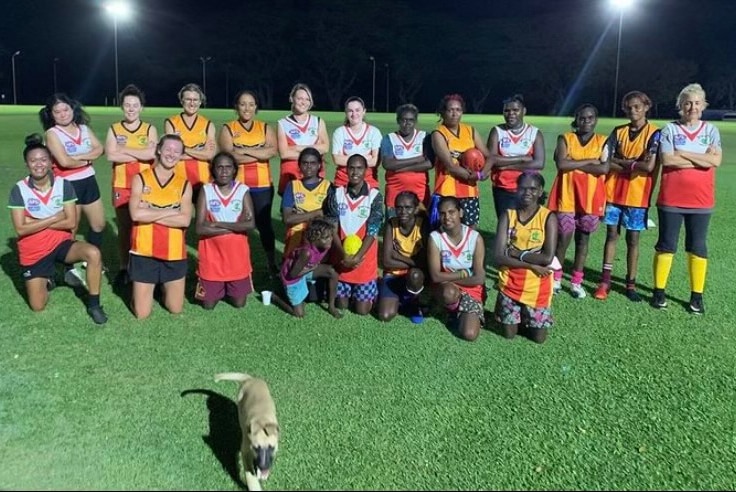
[110, 121, 154, 190]
[657, 121, 721, 210]
[333, 185, 381, 284]
[384, 216, 424, 276]
[430, 225, 483, 301]
[433, 123, 478, 199]
[222, 119, 272, 189]
[7, 175, 76, 266]
[497, 206, 554, 308]
[490, 124, 540, 191]
[165, 113, 212, 185]
[605, 122, 660, 208]
[547, 132, 607, 215]
[130, 168, 189, 261]
[197, 182, 252, 281]
[331, 123, 382, 188]
[381, 130, 430, 207]
[282, 178, 331, 257]
[48, 124, 96, 181]
[277, 114, 324, 193]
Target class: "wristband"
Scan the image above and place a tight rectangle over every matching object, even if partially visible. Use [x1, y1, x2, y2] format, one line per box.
[519, 251, 529, 262]
[629, 161, 637, 172]
[476, 171, 483, 180]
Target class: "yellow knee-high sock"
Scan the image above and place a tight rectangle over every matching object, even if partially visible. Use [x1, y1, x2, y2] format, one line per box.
[653, 252, 674, 289]
[688, 253, 708, 294]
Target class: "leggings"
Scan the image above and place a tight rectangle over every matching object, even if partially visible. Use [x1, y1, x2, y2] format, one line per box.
[655, 209, 710, 258]
[251, 186, 276, 255]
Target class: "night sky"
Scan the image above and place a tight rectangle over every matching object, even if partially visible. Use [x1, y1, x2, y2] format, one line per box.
[1, 0, 733, 115]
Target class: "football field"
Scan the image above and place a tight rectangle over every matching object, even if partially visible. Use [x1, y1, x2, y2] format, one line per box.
[0, 105, 734, 490]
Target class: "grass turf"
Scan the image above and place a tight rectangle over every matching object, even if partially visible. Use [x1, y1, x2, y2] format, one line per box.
[0, 105, 734, 490]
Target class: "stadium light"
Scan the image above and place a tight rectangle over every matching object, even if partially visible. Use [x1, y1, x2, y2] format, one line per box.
[105, 1, 132, 105]
[610, 0, 634, 117]
[11, 50, 20, 105]
[369, 56, 376, 112]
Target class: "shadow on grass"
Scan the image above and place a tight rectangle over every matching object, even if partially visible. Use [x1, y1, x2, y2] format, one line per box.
[180, 388, 246, 490]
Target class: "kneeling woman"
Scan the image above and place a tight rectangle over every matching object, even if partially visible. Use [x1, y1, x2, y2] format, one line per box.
[494, 173, 558, 343]
[427, 196, 486, 341]
[8, 134, 108, 324]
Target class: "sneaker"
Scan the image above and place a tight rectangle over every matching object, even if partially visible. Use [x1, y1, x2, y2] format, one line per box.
[688, 296, 705, 315]
[553, 279, 562, 294]
[593, 283, 609, 300]
[64, 267, 85, 288]
[625, 289, 642, 303]
[81, 261, 109, 273]
[47, 277, 57, 291]
[87, 305, 108, 325]
[570, 282, 587, 299]
[651, 290, 668, 309]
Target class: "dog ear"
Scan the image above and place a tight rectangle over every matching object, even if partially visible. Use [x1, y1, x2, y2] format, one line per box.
[263, 423, 279, 436]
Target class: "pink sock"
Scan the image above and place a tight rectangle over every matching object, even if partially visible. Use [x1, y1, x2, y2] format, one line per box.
[571, 270, 584, 285]
[553, 270, 563, 281]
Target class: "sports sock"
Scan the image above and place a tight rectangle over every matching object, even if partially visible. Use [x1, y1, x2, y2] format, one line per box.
[653, 252, 674, 289]
[87, 230, 104, 250]
[88, 294, 100, 308]
[571, 270, 583, 285]
[687, 253, 707, 294]
[601, 263, 613, 285]
[625, 276, 636, 291]
[553, 269, 563, 281]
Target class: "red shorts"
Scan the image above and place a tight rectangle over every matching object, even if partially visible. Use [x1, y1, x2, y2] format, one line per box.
[113, 187, 131, 208]
[195, 276, 253, 303]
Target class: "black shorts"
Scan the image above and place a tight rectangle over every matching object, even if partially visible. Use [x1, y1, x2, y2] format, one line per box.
[128, 254, 188, 284]
[69, 175, 102, 205]
[20, 239, 74, 280]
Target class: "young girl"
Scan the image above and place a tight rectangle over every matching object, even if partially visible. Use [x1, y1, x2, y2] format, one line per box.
[377, 191, 428, 323]
[494, 173, 558, 344]
[427, 196, 486, 341]
[595, 91, 661, 302]
[279, 218, 341, 319]
[547, 104, 609, 298]
[195, 152, 256, 310]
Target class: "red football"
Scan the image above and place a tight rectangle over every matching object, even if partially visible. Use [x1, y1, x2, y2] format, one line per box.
[460, 148, 485, 172]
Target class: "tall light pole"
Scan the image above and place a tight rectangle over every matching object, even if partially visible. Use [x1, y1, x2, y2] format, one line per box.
[610, 0, 634, 117]
[384, 63, 390, 113]
[200, 56, 212, 103]
[369, 56, 376, 112]
[11, 50, 20, 105]
[105, 1, 132, 105]
[53, 57, 60, 93]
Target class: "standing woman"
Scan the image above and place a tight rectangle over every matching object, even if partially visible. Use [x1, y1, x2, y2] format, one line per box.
[8, 134, 108, 324]
[427, 196, 486, 341]
[487, 94, 546, 218]
[276, 83, 330, 196]
[652, 83, 722, 314]
[105, 84, 158, 286]
[219, 90, 279, 276]
[128, 135, 193, 319]
[430, 94, 490, 229]
[164, 83, 216, 189]
[380, 104, 433, 216]
[40, 93, 106, 286]
[547, 104, 609, 298]
[331, 96, 383, 188]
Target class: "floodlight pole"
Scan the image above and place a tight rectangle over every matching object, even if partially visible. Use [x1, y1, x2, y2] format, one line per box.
[369, 56, 376, 112]
[612, 9, 624, 117]
[11, 50, 20, 105]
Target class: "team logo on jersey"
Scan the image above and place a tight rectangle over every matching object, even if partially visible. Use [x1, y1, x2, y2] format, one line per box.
[698, 135, 710, 146]
[26, 197, 41, 212]
[309, 128, 317, 137]
[338, 202, 348, 216]
[530, 229, 543, 244]
[357, 205, 369, 219]
[116, 135, 128, 145]
[294, 192, 306, 204]
[64, 142, 77, 153]
[52, 196, 62, 208]
[137, 136, 149, 146]
[500, 137, 511, 148]
[464, 251, 473, 262]
[413, 144, 422, 153]
[82, 137, 92, 148]
[521, 138, 532, 148]
[343, 141, 354, 152]
[208, 199, 221, 213]
[674, 134, 687, 146]
[394, 145, 404, 156]
[232, 200, 242, 212]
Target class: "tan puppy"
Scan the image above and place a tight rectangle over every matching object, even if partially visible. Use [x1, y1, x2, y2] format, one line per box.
[214, 372, 279, 491]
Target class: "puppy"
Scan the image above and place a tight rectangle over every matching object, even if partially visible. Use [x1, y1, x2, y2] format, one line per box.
[214, 372, 279, 490]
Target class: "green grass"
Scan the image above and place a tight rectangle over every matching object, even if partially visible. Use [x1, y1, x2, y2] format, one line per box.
[0, 106, 734, 490]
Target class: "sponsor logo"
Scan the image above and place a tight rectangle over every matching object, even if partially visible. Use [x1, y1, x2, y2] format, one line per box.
[500, 137, 511, 148]
[27, 198, 41, 212]
[343, 141, 354, 151]
[288, 129, 301, 139]
[65, 142, 77, 153]
[208, 199, 221, 213]
[394, 144, 404, 156]
[440, 250, 451, 262]
[338, 202, 348, 216]
[295, 192, 306, 204]
[116, 135, 128, 145]
[674, 134, 687, 146]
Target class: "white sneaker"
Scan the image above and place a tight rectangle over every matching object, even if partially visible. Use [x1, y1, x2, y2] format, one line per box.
[553, 279, 562, 294]
[570, 282, 587, 299]
[64, 267, 86, 288]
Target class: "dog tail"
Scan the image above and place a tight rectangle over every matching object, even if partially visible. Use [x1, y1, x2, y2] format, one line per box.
[214, 372, 253, 384]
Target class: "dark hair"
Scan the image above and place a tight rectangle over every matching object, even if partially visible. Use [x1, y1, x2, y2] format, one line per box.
[395, 103, 419, 121]
[23, 133, 50, 161]
[438, 195, 462, 211]
[155, 134, 185, 157]
[571, 103, 598, 129]
[298, 147, 322, 166]
[209, 151, 238, 179]
[39, 93, 90, 130]
[516, 171, 547, 205]
[305, 217, 333, 244]
[233, 89, 259, 111]
[502, 94, 525, 107]
[346, 153, 368, 168]
[394, 191, 419, 208]
[437, 94, 466, 118]
[343, 96, 367, 126]
[119, 84, 146, 106]
[621, 90, 652, 110]
[178, 83, 206, 106]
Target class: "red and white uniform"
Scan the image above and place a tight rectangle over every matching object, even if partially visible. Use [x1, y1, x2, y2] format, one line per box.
[334, 186, 380, 284]
[430, 225, 483, 301]
[331, 123, 382, 187]
[49, 125, 96, 181]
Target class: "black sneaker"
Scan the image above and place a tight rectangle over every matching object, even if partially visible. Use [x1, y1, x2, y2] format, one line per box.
[688, 296, 705, 315]
[47, 277, 57, 291]
[64, 267, 85, 288]
[625, 289, 642, 303]
[651, 290, 667, 309]
[87, 305, 108, 325]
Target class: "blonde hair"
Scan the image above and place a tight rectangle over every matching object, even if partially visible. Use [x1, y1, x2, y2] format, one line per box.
[178, 83, 206, 107]
[289, 83, 314, 111]
[676, 83, 708, 116]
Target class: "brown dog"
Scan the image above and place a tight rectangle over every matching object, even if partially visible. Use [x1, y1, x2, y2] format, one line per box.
[214, 372, 279, 490]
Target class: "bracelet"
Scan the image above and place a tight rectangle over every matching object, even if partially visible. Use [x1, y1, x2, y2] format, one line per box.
[476, 171, 483, 180]
[629, 161, 637, 172]
[519, 251, 529, 262]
